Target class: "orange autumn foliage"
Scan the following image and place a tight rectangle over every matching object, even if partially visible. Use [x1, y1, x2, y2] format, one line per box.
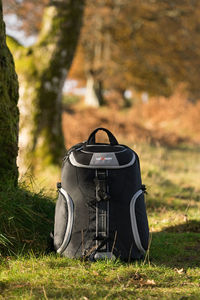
[62, 91, 200, 148]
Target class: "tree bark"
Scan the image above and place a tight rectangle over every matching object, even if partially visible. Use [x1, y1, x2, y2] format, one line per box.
[8, 0, 85, 173]
[85, 73, 104, 107]
[85, 69, 104, 107]
[0, 0, 19, 185]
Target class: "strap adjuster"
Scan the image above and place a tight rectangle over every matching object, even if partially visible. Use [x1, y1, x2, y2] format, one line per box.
[94, 170, 110, 202]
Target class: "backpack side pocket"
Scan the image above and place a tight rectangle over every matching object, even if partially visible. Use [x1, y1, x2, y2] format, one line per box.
[130, 189, 149, 254]
[54, 188, 74, 254]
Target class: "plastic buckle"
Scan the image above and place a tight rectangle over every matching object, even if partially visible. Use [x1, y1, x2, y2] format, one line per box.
[57, 182, 62, 189]
[96, 170, 107, 180]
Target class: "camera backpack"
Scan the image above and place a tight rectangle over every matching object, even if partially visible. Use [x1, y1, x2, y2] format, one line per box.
[53, 127, 149, 261]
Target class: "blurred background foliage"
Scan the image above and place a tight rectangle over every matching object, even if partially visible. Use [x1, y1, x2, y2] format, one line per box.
[2, 0, 200, 175]
[4, 0, 200, 100]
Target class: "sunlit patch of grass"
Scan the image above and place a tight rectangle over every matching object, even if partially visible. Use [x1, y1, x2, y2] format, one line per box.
[132, 144, 200, 233]
[19, 164, 61, 194]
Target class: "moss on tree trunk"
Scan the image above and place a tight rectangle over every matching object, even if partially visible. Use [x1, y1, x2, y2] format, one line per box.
[7, 0, 85, 173]
[0, 1, 19, 185]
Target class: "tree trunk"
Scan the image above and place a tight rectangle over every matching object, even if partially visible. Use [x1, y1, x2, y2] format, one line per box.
[85, 71, 104, 107]
[0, 0, 19, 186]
[8, 0, 85, 174]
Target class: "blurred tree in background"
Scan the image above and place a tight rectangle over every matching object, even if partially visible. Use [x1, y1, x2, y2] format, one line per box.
[4, 0, 85, 173]
[0, 0, 19, 186]
[4, 0, 200, 104]
[73, 0, 200, 105]
[119, 0, 200, 101]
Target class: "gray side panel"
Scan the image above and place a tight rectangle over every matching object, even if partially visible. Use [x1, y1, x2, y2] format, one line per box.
[57, 188, 74, 254]
[130, 190, 146, 255]
[54, 193, 68, 250]
[54, 188, 74, 254]
[135, 192, 149, 251]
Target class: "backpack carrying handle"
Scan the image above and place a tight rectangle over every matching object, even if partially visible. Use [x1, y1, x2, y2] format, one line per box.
[87, 127, 118, 146]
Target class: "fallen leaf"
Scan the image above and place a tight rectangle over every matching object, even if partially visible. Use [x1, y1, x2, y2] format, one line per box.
[146, 279, 156, 285]
[174, 268, 184, 274]
[92, 271, 99, 276]
[139, 279, 156, 286]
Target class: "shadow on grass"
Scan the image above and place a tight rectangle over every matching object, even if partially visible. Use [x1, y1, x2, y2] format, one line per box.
[163, 220, 200, 233]
[150, 220, 200, 268]
[0, 185, 55, 256]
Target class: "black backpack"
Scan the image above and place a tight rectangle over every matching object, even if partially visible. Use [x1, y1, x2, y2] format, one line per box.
[53, 128, 149, 261]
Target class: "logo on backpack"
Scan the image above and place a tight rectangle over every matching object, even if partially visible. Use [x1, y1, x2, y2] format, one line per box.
[90, 152, 118, 166]
[96, 156, 113, 161]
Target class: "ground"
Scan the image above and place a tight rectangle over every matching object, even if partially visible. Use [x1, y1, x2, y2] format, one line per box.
[1, 95, 200, 299]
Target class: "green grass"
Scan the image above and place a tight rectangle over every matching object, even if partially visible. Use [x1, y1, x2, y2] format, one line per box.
[0, 255, 200, 299]
[0, 144, 200, 299]
[0, 180, 54, 256]
[62, 94, 81, 107]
